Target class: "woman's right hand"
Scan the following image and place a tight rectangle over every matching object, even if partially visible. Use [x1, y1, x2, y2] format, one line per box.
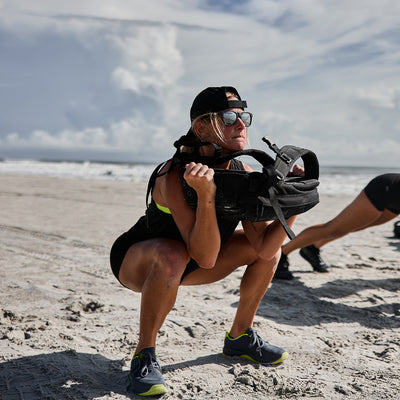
[183, 162, 217, 199]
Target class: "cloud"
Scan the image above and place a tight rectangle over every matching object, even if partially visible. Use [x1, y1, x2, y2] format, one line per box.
[1, 0, 400, 166]
[111, 25, 184, 95]
[1, 115, 173, 160]
[357, 86, 400, 109]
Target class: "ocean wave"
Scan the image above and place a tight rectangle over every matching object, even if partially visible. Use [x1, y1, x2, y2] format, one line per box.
[1, 159, 399, 195]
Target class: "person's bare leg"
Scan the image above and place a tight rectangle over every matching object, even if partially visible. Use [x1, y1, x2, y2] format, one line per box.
[119, 239, 189, 354]
[182, 232, 286, 364]
[282, 191, 382, 256]
[304, 203, 397, 250]
[182, 231, 278, 338]
[229, 253, 279, 338]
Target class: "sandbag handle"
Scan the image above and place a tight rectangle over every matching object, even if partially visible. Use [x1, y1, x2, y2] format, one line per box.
[262, 137, 292, 165]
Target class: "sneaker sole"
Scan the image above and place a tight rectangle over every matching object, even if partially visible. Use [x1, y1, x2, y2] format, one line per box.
[223, 351, 288, 365]
[137, 384, 168, 397]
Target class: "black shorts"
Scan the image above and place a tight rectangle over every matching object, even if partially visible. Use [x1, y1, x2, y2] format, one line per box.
[110, 221, 200, 284]
[364, 173, 400, 214]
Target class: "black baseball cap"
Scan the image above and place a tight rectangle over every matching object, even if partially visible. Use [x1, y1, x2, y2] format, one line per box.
[190, 86, 247, 121]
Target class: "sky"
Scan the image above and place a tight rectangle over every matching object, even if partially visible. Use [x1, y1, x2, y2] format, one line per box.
[1, 0, 400, 167]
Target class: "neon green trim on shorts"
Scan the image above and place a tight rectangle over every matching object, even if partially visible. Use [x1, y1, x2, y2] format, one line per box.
[155, 202, 171, 214]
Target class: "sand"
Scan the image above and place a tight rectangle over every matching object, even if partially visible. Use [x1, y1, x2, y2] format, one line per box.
[0, 173, 399, 400]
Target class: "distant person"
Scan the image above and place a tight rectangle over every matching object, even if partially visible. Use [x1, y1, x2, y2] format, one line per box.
[274, 173, 400, 280]
[110, 87, 300, 396]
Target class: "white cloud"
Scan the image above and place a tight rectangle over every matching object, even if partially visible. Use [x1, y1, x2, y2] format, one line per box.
[0, 114, 174, 161]
[357, 86, 400, 110]
[1, 0, 400, 166]
[2, 127, 109, 150]
[111, 25, 184, 95]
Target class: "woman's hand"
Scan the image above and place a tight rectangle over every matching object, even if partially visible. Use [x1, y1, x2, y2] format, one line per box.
[289, 164, 305, 177]
[184, 162, 217, 199]
[178, 162, 219, 268]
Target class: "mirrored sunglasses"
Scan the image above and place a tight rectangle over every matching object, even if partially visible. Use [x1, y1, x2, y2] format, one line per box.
[216, 110, 253, 127]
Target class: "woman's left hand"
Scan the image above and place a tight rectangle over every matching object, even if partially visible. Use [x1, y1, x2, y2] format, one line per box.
[289, 164, 305, 177]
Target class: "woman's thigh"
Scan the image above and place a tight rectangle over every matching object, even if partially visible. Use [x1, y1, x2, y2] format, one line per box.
[181, 230, 258, 285]
[119, 238, 190, 292]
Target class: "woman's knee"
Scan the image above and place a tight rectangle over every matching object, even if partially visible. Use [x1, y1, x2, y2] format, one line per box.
[263, 250, 281, 272]
[152, 241, 190, 280]
[119, 240, 189, 289]
[271, 250, 281, 264]
[247, 250, 280, 274]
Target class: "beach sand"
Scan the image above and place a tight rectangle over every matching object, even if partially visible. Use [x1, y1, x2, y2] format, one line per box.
[0, 173, 399, 400]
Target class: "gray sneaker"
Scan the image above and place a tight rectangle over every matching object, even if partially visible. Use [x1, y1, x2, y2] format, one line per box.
[222, 328, 288, 365]
[128, 347, 167, 396]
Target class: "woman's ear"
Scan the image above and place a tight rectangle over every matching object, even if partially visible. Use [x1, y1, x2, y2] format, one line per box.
[193, 119, 208, 140]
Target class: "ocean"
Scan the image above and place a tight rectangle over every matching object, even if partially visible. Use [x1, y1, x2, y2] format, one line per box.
[0, 159, 399, 195]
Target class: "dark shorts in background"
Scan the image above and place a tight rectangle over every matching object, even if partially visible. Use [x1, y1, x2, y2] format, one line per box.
[364, 173, 400, 214]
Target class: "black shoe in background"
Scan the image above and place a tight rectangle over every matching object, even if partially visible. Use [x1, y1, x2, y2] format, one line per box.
[273, 253, 294, 280]
[299, 245, 330, 272]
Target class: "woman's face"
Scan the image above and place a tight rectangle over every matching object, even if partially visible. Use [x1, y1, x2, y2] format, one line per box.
[197, 96, 249, 153]
[217, 107, 248, 151]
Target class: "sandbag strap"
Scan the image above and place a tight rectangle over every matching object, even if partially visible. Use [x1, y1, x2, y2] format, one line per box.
[267, 187, 296, 240]
[275, 145, 319, 180]
[173, 138, 318, 183]
[145, 160, 170, 226]
[262, 136, 319, 181]
[172, 148, 275, 168]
